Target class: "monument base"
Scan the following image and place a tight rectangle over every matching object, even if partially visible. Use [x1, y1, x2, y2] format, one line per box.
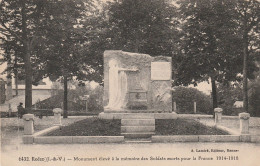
[98, 111, 177, 120]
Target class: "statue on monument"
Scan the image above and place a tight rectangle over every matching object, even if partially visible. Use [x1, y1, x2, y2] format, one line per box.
[105, 59, 138, 110]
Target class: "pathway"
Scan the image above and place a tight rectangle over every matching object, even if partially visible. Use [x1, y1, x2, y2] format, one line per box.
[196, 116, 260, 136]
[1, 142, 260, 166]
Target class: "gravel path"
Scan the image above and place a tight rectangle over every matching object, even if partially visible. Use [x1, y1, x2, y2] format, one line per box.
[196, 117, 260, 136]
[2, 142, 260, 166]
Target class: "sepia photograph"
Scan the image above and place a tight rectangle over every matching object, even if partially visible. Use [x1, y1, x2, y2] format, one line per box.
[0, 0, 259, 166]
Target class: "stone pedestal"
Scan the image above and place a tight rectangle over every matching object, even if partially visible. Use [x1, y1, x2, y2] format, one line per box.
[23, 114, 34, 135]
[214, 108, 223, 125]
[239, 112, 250, 134]
[53, 108, 62, 125]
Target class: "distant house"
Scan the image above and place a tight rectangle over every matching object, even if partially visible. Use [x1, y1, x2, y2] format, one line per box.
[0, 75, 57, 112]
[0, 74, 55, 105]
[11, 77, 54, 96]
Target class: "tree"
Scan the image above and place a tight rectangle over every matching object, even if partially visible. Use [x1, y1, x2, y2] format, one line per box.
[0, 0, 49, 109]
[175, 0, 258, 115]
[104, 0, 178, 56]
[38, 0, 98, 118]
[249, 79, 260, 116]
[0, 0, 87, 108]
[217, 82, 243, 115]
[235, 0, 259, 112]
[0, 37, 24, 96]
[1, 0, 102, 117]
[248, 62, 260, 116]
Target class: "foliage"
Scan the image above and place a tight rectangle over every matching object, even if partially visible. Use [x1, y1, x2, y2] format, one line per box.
[104, 0, 178, 56]
[217, 75, 260, 117]
[217, 82, 243, 115]
[175, 0, 240, 114]
[249, 81, 260, 117]
[87, 85, 103, 112]
[172, 86, 212, 114]
[33, 95, 84, 111]
[0, 0, 103, 110]
[176, 0, 242, 85]
[36, 0, 103, 118]
[235, 0, 260, 112]
[0, 0, 50, 108]
[175, 0, 259, 114]
[248, 66, 260, 116]
[33, 83, 103, 113]
[40, 0, 96, 81]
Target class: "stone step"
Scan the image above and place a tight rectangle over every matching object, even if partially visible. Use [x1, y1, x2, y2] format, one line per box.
[121, 119, 155, 126]
[121, 126, 155, 133]
[121, 113, 154, 119]
[121, 132, 155, 139]
[125, 140, 152, 143]
[125, 138, 152, 143]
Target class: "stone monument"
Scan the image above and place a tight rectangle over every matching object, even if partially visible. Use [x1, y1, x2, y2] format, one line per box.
[100, 50, 175, 120]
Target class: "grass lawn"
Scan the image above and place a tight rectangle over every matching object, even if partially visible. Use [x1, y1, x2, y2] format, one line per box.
[46, 118, 121, 136]
[155, 119, 229, 135]
[45, 118, 228, 136]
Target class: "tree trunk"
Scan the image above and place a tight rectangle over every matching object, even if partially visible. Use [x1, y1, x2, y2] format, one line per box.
[211, 77, 218, 115]
[24, 50, 32, 110]
[63, 75, 68, 118]
[14, 58, 18, 96]
[15, 77, 18, 96]
[242, 32, 249, 112]
[22, 0, 32, 110]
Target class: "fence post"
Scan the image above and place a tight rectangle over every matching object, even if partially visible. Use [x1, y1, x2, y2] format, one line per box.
[53, 108, 62, 126]
[194, 101, 196, 114]
[214, 108, 223, 125]
[239, 112, 250, 142]
[23, 114, 34, 135]
[22, 114, 34, 144]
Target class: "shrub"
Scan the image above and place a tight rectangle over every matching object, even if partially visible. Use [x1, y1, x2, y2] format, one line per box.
[33, 95, 85, 111]
[249, 82, 260, 117]
[32, 85, 104, 113]
[217, 81, 260, 117]
[172, 86, 212, 114]
[217, 83, 243, 116]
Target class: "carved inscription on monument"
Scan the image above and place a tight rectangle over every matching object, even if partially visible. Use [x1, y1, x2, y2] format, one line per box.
[151, 62, 171, 80]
